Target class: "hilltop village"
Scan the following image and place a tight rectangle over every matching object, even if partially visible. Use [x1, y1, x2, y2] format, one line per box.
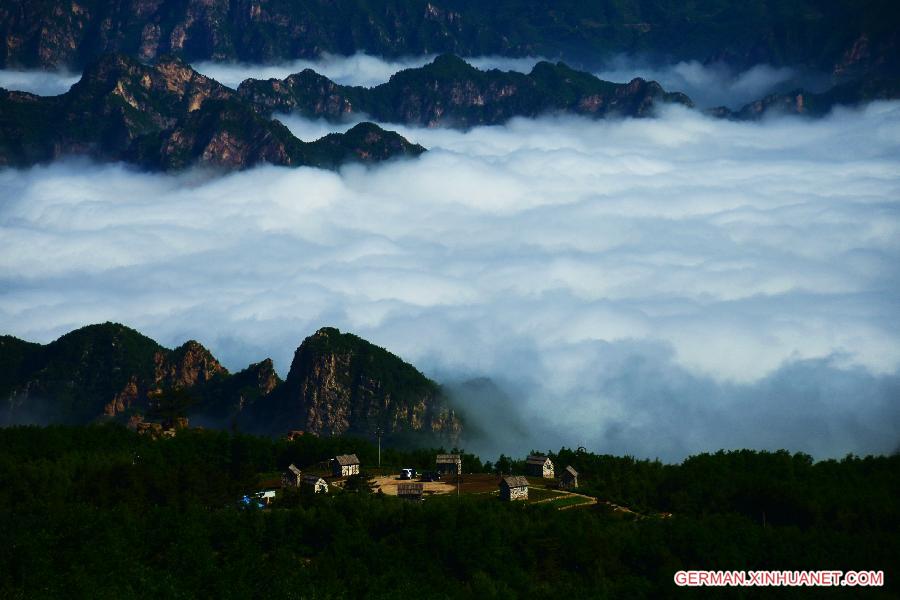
[242, 443, 598, 512]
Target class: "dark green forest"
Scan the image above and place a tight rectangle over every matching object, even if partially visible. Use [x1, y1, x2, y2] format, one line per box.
[1, 425, 897, 598]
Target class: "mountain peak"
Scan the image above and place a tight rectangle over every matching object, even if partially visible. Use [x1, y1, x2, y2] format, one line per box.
[0, 55, 426, 171]
[268, 327, 460, 439]
[1, 322, 462, 442]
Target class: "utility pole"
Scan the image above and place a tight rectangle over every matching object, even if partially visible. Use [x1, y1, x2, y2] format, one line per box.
[376, 427, 383, 471]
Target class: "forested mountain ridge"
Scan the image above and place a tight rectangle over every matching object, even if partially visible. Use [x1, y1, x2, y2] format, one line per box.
[2, 0, 898, 82]
[1, 322, 242, 425]
[0, 323, 461, 444]
[0, 53, 425, 170]
[238, 53, 692, 127]
[243, 327, 461, 441]
[708, 76, 900, 119]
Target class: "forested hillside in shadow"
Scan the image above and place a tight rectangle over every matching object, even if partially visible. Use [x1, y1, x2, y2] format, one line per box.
[1, 425, 896, 597]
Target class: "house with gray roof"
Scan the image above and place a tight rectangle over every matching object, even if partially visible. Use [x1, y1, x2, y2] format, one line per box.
[302, 475, 329, 494]
[332, 454, 361, 477]
[282, 463, 303, 488]
[559, 465, 579, 490]
[499, 475, 529, 501]
[525, 454, 554, 479]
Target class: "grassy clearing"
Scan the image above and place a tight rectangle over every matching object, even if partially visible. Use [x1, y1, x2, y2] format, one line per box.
[526, 487, 566, 503]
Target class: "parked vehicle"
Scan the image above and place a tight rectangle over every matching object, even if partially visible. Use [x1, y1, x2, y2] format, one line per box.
[419, 471, 442, 482]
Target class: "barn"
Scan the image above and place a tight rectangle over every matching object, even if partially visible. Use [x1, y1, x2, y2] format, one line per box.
[397, 482, 424, 501]
[499, 475, 529, 501]
[525, 455, 554, 479]
[435, 453, 462, 475]
[332, 454, 361, 477]
[302, 475, 329, 494]
[559, 465, 579, 490]
[282, 463, 303, 488]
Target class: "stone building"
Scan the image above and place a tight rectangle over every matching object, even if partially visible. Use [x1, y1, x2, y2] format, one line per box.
[282, 463, 303, 488]
[302, 475, 329, 494]
[559, 465, 579, 490]
[332, 454, 361, 477]
[525, 454, 554, 479]
[397, 482, 424, 501]
[435, 453, 462, 476]
[499, 475, 529, 501]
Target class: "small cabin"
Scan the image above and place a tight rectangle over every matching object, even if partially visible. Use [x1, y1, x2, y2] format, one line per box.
[397, 482, 424, 501]
[525, 454, 554, 479]
[499, 475, 529, 501]
[559, 465, 579, 490]
[435, 453, 462, 475]
[302, 475, 329, 494]
[333, 454, 361, 478]
[282, 463, 303, 488]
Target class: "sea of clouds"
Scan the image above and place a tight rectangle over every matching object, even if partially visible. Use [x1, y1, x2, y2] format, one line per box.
[592, 55, 828, 109]
[1, 55, 899, 461]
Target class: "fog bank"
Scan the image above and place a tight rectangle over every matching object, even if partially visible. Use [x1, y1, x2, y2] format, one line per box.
[594, 55, 829, 109]
[2, 103, 899, 460]
[0, 69, 80, 96]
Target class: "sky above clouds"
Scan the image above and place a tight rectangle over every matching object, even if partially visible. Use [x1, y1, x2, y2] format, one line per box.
[1, 55, 899, 461]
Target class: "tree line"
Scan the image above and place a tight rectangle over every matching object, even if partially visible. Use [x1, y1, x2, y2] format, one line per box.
[0, 425, 896, 598]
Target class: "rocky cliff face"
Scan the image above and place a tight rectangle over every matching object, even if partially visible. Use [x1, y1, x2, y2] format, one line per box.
[2, 0, 897, 83]
[264, 328, 461, 443]
[0, 322, 262, 425]
[239, 54, 693, 127]
[0, 53, 425, 170]
[708, 77, 900, 120]
[1, 323, 462, 445]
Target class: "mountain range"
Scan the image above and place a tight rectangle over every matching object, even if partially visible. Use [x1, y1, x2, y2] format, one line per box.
[7, 50, 891, 172]
[0, 53, 424, 170]
[238, 53, 692, 127]
[0, 52, 697, 170]
[708, 76, 900, 119]
[3, 0, 898, 82]
[0, 322, 462, 445]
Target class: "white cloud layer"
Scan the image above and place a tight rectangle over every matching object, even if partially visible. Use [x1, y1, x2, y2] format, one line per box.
[2, 101, 900, 461]
[594, 55, 826, 109]
[0, 69, 80, 96]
